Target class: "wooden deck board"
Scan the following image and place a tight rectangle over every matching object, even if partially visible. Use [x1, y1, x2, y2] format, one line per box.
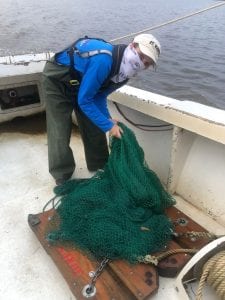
[28, 206, 211, 299]
[28, 209, 159, 300]
[166, 207, 210, 249]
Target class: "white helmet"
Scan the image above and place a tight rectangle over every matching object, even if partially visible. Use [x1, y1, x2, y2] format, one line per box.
[133, 33, 161, 65]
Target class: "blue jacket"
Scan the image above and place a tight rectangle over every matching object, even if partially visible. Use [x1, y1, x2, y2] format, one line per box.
[56, 39, 123, 132]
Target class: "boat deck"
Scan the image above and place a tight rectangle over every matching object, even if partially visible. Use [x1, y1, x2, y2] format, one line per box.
[0, 113, 221, 300]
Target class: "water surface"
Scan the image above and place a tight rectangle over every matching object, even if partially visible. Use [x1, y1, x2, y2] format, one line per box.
[0, 0, 225, 109]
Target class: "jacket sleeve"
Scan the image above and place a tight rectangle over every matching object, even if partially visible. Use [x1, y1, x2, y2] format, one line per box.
[93, 80, 129, 119]
[77, 54, 114, 132]
[93, 92, 111, 119]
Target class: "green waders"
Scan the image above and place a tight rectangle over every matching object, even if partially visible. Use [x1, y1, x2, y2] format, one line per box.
[42, 60, 109, 181]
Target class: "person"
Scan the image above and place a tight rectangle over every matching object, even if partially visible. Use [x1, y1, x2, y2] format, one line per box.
[42, 33, 161, 185]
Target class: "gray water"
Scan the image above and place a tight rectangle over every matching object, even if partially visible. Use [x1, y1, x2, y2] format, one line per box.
[1, 0, 225, 109]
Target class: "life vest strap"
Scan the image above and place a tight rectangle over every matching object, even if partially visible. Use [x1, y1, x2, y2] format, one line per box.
[77, 49, 112, 58]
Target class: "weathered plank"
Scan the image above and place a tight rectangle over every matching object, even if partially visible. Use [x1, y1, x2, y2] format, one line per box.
[28, 209, 159, 300]
[109, 260, 158, 299]
[28, 206, 210, 299]
[166, 206, 210, 249]
[155, 240, 192, 278]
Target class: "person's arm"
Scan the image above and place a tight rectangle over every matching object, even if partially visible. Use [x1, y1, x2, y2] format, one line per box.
[77, 55, 114, 132]
[94, 79, 129, 120]
[92, 92, 123, 138]
[93, 92, 111, 119]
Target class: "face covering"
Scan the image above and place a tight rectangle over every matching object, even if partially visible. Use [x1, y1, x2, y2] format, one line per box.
[111, 45, 145, 83]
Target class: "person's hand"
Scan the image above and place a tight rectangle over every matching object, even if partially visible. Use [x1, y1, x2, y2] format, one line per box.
[110, 118, 119, 124]
[109, 124, 123, 139]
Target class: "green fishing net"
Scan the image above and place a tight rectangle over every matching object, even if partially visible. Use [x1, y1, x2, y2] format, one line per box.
[47, 123, 175, 263]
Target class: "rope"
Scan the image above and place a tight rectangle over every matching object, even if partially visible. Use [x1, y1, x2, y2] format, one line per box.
[174, 231, 218, 240]
[110, 2, 225, 42]
[42, 195, 61, 212]
[138, 248, 198, 266]
[196, 250, 225, 300]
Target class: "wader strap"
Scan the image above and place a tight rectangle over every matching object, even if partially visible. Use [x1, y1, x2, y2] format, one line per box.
[68, 47, 81, 86]
[66, 47, 80, 110]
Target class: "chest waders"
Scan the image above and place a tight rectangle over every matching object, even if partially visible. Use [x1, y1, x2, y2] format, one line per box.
[42, 38, 128, 181]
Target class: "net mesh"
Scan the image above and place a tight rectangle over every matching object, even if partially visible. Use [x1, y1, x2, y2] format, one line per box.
[47, 123, 175, 263]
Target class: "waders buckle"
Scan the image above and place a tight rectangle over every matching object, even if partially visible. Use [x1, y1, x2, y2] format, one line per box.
[69, 79, 80, 86]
